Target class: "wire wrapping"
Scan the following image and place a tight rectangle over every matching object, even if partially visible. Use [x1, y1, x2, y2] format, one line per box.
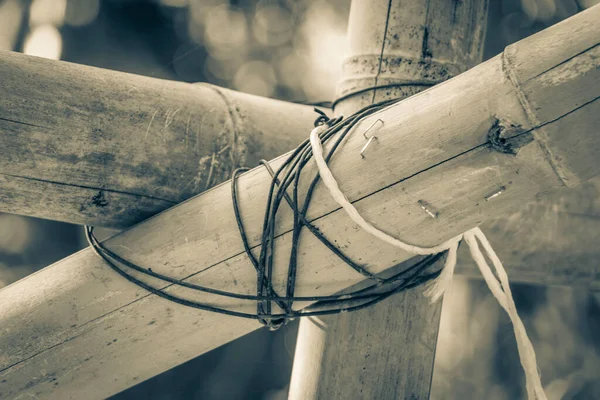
[85, 100, 446, 330]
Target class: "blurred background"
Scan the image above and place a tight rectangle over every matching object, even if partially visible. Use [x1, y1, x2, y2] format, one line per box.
[1, 0, 599, 399]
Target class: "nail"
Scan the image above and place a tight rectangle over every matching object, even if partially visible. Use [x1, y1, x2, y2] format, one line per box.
[418, 200, 438, 219]
[360, 136, 377, 158]
[485, 186, 506, 201]
[360, 119, 383, 158]
[362, 118, 383, 139]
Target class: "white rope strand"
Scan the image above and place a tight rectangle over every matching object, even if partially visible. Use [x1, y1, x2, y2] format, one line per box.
[422, 240, 459, 302]
[468, 228, 546, 400]
[309, 127, 462, 256]
[309, 126, 547, 400]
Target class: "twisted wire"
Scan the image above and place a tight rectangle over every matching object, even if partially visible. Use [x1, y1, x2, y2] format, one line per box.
[86, 99, 445, 330]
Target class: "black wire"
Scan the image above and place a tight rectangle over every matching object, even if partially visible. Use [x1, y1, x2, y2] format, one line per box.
[330, 82, 435, 110]
[85, 100, 446, 330]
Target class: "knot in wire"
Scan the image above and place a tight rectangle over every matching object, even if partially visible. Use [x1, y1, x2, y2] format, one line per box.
[313, 107, 342, 128]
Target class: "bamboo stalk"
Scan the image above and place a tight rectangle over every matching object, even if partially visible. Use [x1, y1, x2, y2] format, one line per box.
[0, 6, 598, 399]
[289, 1, 488, 398]
[0, 50, 318, 228]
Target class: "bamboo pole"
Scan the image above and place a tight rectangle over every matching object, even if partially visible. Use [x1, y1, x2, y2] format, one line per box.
[0, 6, 598, 399]
[289, 1, 489, 398]
[0, 50, 318, 228]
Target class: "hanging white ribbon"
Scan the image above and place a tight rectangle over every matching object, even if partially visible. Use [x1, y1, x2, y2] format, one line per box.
[309, 126, 547, 400]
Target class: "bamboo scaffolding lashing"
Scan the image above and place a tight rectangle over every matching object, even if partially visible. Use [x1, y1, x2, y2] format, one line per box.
[0, 4, 598, 399]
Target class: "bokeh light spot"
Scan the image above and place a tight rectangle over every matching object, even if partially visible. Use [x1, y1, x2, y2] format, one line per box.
[65, 0, 100, 27]
[579, 0, 600, 8]
[205, 5, 248, 60]
[0, 0, 24, 51]
[234, 60, 277, 98]
[23, 24, 62, 60]
[160, 0, 188, 7]
[29, 0, 66, 27]
[253, 5, 294, 47]
[0, 214, 31, 255]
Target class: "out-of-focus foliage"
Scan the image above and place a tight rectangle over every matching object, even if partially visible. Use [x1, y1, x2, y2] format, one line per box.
[0, 0, 599, 399]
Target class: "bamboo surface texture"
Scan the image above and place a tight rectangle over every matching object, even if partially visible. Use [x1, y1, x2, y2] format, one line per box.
[0, 5, 598, 399]
[0, 52, 317, 228]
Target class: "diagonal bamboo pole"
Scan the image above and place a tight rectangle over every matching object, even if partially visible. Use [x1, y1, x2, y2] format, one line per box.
[0, 51, 318, 228]
[0, 6, 598, 399]
[289, 1, 489, 398]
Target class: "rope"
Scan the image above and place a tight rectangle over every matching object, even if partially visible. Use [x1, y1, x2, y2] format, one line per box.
[309, 127, 547, 400]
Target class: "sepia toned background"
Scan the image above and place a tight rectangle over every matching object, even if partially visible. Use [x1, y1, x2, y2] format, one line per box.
[1, 0, 599, 399]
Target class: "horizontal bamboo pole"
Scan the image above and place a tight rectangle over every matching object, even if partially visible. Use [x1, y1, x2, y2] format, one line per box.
[0, 51, 317, 228]
[0, 6, 598, 399]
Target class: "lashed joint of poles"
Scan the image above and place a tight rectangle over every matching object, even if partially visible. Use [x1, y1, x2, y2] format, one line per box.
[85, 99, 524, 331]
[85, 99, 447, 331]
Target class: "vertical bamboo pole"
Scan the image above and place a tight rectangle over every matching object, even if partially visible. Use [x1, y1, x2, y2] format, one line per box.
[289, 1, 489, 398]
